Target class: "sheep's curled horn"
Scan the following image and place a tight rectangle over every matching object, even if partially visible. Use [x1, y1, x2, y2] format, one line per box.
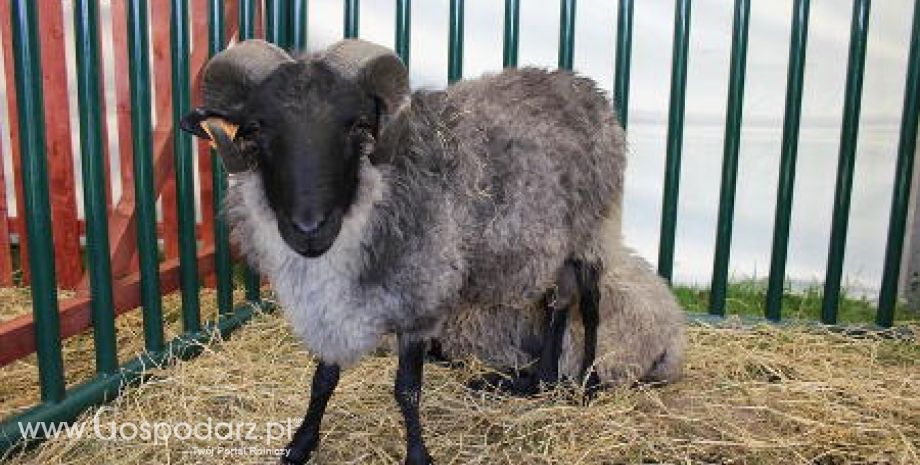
[179, 39, 409, 173]
[320, 39, 410, 118]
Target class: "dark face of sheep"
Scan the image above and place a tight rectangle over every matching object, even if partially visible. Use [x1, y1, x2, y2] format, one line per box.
[179, 39, 408, 259]
[244, 62, 377, 257]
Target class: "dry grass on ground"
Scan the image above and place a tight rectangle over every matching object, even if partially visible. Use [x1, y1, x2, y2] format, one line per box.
[0, 287, 232, 418]
[3, 307, 918, 465]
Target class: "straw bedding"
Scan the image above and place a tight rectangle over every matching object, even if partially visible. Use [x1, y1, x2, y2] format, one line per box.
[2, 294, 917, 465]
[0, 287, 229, 419]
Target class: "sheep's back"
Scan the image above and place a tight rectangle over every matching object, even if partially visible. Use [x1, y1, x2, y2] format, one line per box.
[442, 68, 626, 306]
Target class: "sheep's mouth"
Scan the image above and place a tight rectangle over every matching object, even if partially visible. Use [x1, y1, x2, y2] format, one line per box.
[277, 210, 344, 258]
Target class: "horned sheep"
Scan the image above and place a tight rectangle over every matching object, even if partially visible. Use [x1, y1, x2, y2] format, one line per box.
[181, 38, 625, 465]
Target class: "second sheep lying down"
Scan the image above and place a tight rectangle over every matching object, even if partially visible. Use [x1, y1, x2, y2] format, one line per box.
[433, 243, 686, 388]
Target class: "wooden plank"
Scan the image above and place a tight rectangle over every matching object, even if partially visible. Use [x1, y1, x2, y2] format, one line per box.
[38, 0, 83, 288]
[0, 143, 13, 286]
[255, 0, 264, 39]
[192, 0, 216, 287]
[101, 15, 241, 287]
[0, 0, 30, 285]
[0, 246, 217, 367]
[107, 0, 140, 278]
[151, 2, 179, 259]
[226, 0, 240, 44]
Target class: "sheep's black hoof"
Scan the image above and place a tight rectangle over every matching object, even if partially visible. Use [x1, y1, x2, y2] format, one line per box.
[279, 435, 318, 465]
[404, 448, 434, 465]
[581, 371, 603, 403]
[467, 372, 540, 397]
[278, 449, 308, 465]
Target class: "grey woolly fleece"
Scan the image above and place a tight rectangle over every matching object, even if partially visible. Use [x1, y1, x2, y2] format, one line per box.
[225, 67, 626, 367]
[437, 242, 687, 386]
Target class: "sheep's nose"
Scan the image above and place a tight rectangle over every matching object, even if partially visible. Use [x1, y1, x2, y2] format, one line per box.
[292, 215, 325, 236]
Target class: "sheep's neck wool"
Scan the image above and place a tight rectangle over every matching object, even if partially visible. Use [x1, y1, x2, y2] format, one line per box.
[226, 157, 395, 367]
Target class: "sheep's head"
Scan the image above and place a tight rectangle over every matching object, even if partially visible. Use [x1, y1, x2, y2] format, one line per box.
[180, 39, 409, 258]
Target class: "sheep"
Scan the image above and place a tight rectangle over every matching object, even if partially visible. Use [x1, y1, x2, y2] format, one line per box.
[180, 38, 625, 465]
[434, 242, 686, 389]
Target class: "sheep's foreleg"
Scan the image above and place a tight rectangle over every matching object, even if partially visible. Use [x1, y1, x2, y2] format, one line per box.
[281, 362, 341, 465]
[396, 335, 434, 465]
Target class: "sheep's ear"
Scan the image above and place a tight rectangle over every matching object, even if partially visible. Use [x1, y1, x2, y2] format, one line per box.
[181, 108, 253, 174]
[205, 120, 255, 174]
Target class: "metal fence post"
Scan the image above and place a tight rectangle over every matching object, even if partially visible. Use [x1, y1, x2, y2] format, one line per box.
[73, 0, 118, 374]
[658, 0, 692, 282]
[10, 0, 66, 402]
[822, 0, 871, 325]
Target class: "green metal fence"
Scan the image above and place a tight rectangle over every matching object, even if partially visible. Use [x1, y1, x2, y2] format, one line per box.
[1, 0, 919, 454]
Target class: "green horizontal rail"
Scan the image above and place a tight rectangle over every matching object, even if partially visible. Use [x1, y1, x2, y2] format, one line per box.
[74, 0, 118, 374]
[709, 0, 751, 316]
[345, 0, 359, 38]
[448, 0, 464, 83]
[127, 0, 165, 352]
[821, 0, 871, 325]
[766, 0, 810, 322]
[558, 0, 576, 70]
[10, 0, 66, 404]
[395, 0, 411, 67]
[658, 0, 692, 282]
[877, 0, 920, 328]
[171, 0, 201, 333]
[614, 0, 634, 128]
[503, 0, 520, 68]
[0, 302, 270, 454]
[685, 312, 914, 340]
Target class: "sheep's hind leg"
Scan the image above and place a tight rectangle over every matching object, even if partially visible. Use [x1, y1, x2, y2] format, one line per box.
[280, 362, 341, 465]
[573, 259, 602, 393]
[467, 264, 576, 396]
[396, 334, 434, 465]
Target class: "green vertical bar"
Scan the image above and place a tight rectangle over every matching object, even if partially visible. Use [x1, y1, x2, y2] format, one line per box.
[127, 0, 164, 351]
[239, 0, 255, 40]
[395, 0, 411, 67]
[73, 0, 118, 374]
[709, 0, 750, 316]
[209, 0, 234, 316]
[239, 0, 262, 303]
[614, 0, 634, 128]
[448, 0, 464, 83]
[344, 0, 359, 38]
[821, 0, 871, 325]
[503, 0, 519, 68]
[877, 0, 920, 328]
[766, 0, 810, 321]
[657, 0, 691, 282]
[291, 0, 308, 51]
[558, 0, 576, 70]
[171, 0, 201, 333]
[10, 0, 65, 402]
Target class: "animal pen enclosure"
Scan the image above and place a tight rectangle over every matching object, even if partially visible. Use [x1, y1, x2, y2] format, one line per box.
[0, 0, 918, 460]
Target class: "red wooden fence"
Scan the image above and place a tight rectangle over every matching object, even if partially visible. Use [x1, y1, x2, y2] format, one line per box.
[0, 0, 248, 367]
